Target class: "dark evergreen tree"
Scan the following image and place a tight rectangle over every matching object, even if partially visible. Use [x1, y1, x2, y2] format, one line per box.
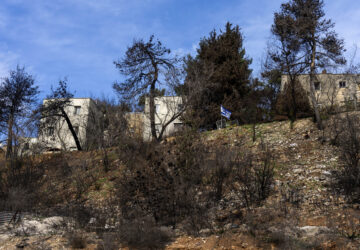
[184, 22, 252, 128]
[0, 66, 38, 158]
[261, 69, 282, 118]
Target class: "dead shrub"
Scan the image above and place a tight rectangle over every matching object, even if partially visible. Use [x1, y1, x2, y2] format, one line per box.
[96, 233, 118, 250]
[116, 128, 211, 232]
[332, 113, 360, 201]
[116, 128, 276, 236]
[0, 156, 45, 211]
[279, 183, 304, 216]
[66, 232, 87, 249]
[117, 217, 171, 249]
[206, 147, 236, 201]
[231, 142, 275, 208]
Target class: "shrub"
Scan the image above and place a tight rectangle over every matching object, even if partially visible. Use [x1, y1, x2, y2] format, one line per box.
[96, 233, 118, 250]
[116, 128, 276, 236]
[67, 232, 87, 249]
[117, 217, 171, 249]
[333, 113, 360, 201]
[0, 156, 45, 211]
[116, 128, 211, 232]
[231, 142, 275, 207]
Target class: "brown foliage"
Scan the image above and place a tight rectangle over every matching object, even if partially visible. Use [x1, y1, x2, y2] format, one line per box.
[332, 113, 360, 201]
[276, 80, 313, 119]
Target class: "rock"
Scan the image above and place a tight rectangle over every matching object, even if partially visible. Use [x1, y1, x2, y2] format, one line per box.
[299, 226, 330, 237]
[174, 228, 183, 236]
[159, 226, 173, 236]
[224, 223, 239, 230]
[237, 224, 249, 233]
[199, 228, 212, 236]
[16, 238, 29, 248]
[303, 132, 310, 139]
[317, 164, 326, 169]
[241, 243, 248, 248]
[322, 170, 331, 176]
[268, 226, 300, 238]
[89, 217, 96, 224]
[293, 168, 303, 174]
[231, 209, 241, 216]
[43, 216, 64, 226]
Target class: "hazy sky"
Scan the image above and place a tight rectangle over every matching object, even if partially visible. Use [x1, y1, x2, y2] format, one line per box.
[0, 0, 359, 99]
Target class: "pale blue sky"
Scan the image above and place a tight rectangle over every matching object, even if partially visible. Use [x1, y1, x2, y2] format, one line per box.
[0, 0, 359, 99]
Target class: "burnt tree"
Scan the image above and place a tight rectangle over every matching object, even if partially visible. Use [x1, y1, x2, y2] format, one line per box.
[113, 35, 180, 141]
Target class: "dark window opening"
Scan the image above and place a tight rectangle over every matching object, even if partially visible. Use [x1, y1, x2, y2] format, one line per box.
[73, 126, 79, 135]
[74, 106, 81, 115]
[47, 127, 54, 136]
[339, 81, 346, 88]
[314, 82, 321, 91]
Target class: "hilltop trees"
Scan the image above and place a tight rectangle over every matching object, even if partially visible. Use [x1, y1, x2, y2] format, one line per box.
[266, 0, 346, 128]
[113, 35, 184, 141]
[0, 66, 38, 158]
[183, 22, 252, 128]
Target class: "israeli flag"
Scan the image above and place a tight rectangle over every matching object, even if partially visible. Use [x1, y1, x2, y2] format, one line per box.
[220, 105, 231, 120]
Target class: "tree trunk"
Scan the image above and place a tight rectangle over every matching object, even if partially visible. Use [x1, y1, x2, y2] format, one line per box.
[290, 76, 297, 126]
[6, 114, 14, 159]
[309, 40, 323, 130]
[149, 68, 159, 141]
[61, 109, 82, 151]
[252, 122, 256, 142]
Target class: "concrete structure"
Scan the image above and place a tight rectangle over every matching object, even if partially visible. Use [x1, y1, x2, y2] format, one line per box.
[20, 96, 184, 152]
[143, 96, 184, 141]
[281, 73, 360, 108]
[38, 98, 99, 151]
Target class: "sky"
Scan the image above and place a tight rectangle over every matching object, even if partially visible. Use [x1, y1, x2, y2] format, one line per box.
[0, 0, 359, 100]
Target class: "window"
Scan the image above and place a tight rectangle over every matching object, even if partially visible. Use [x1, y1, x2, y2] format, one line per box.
[73, 126, 79, 135]
[24, 143, 29, 150]
[314, 82, 321, 91]
[74, 106, 81, 115]
[155, 124, 161, 133]
[47, 127, 54, 136]
[177, 104, 183, 112]
[339, 81, 346, 88]
[155, 104, 160, 113]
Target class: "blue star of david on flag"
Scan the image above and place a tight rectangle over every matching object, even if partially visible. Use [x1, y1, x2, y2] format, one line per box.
[220, 105, 231, 120]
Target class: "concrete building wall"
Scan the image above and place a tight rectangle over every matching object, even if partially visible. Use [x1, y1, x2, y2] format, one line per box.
[143, 96, 183, 141]
[38, 98, 98, 151]
[281, 74, 360, 108]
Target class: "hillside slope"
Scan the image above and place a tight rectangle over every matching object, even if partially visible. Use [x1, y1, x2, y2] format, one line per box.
[1, 117, 360, 249]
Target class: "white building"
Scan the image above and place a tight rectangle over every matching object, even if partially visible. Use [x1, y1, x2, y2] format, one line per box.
[143, 96, 184, 141]
[39, 98, 99, 151]
[20, 96, 184, 153]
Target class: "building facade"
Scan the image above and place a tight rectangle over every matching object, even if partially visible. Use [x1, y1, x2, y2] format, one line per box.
[38, 98, 99, 151]
[281, 73, 360, 108]
[21, 96, 184, 153]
